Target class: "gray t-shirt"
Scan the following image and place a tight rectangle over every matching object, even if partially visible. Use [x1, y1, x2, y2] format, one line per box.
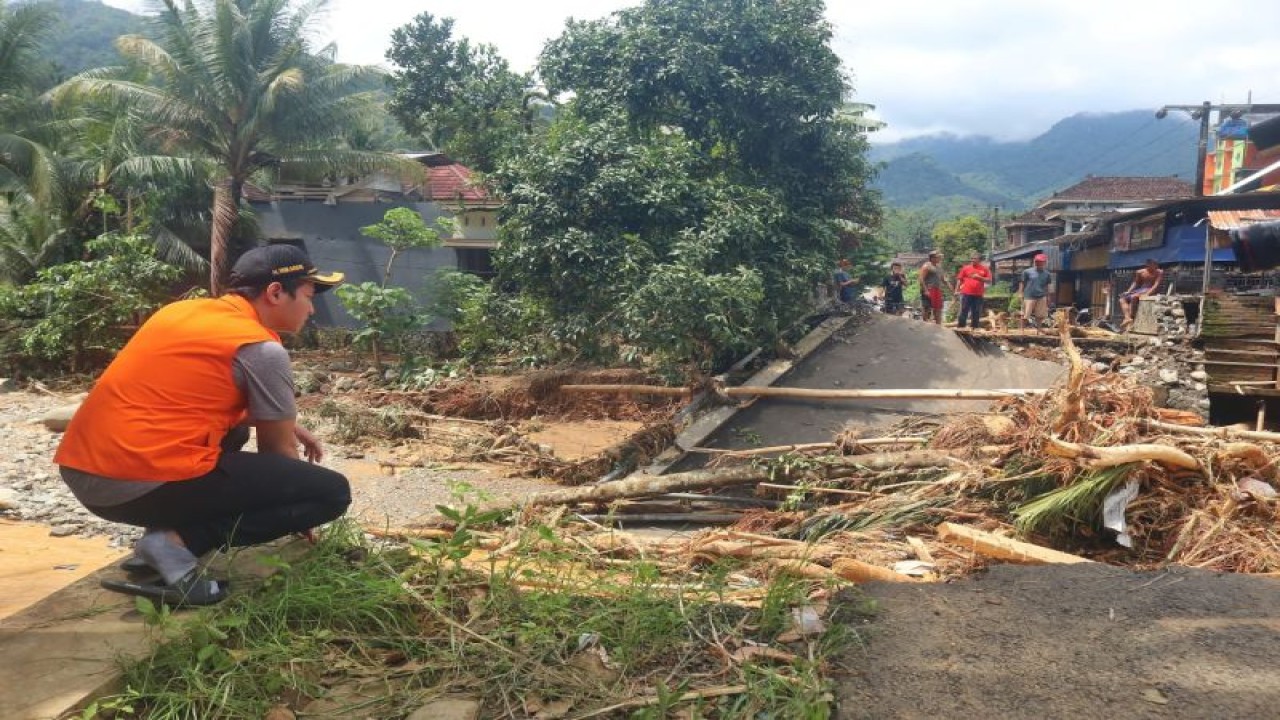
[60, 341, 296, 507]
[1021, 268, 1052, 299]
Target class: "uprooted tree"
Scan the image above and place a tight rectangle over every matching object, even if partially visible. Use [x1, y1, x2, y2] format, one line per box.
[490, 0, 881, 375]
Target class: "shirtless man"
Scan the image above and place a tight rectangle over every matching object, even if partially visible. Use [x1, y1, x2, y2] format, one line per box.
[919, 251, 945, 325]
[1120, 259, 1163, 330]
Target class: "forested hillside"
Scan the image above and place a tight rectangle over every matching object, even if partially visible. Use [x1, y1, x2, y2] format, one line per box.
[872, 110, 1201, 213]
[32, 0, 146, 77]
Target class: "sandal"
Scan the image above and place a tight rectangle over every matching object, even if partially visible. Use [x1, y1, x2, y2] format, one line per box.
[101, 570, 228, 608]
[119, 554, 154, 575]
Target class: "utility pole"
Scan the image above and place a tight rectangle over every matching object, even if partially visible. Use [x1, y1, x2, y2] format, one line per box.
[988, 206, 1000, 259]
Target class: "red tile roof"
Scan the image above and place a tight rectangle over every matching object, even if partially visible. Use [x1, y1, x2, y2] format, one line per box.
[1043, 176, 1195, 203]
[425, 163, 490, 203]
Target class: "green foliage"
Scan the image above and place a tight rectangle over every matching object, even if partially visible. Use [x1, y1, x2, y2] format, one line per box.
[334, 282, 419, 368]
[39, 0, 147, 79]
[385, 12, 540, 171]
[0, 233, 180, 374]
[494, 0, 879, 375]
[932, 215, 991, 262]
[53, 0, 397, 290]
[334, 207, 455, 369]
[85, 520, 852, 719]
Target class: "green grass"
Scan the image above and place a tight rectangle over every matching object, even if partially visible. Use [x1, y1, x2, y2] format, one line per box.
[82, 520, 859, 719]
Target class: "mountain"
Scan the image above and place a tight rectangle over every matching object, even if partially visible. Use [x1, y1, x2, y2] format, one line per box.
[25, 0, 147, 78]
[871, 110, 1201, 213]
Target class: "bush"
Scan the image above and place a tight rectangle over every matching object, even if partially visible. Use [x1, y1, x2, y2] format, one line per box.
[0, 234, 181, 375]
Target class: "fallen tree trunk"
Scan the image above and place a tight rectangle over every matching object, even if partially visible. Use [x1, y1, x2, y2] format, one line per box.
[1045, 436, 1200, 470]
[1144, 419, 1280, 444]
[561, 384, 1046, 400]
[410, 450, 964, 527]
[832, 557, 920, 583]
[936, 523, 1094, 565]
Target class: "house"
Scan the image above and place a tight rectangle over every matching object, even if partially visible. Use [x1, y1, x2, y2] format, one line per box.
[248, 153, 500, 328]
[990, 176, 1196, 307]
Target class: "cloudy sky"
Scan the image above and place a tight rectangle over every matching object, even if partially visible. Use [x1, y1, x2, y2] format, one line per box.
[101, 0, 1280, 142]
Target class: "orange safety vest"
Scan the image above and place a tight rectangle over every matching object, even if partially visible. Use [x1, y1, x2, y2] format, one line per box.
[55, 295, 280, 482]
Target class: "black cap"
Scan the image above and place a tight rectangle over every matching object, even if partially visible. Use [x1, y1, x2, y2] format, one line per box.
[228, 245, 344, 292]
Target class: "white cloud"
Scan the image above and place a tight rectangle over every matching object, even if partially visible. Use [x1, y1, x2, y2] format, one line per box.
[99, 0, 1280, 141]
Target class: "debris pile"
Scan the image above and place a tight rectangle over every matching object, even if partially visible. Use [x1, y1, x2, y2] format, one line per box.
[414, 323, 1280, 580]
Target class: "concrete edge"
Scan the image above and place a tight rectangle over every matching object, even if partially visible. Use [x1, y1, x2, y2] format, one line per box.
[641, 313, 855, 476]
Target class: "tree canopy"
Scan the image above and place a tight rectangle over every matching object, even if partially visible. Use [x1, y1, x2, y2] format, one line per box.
[492, 0, 880, 373]
[385, 13, 537, 172]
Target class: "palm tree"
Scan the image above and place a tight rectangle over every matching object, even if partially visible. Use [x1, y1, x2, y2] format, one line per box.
[56, 0, 397, 292]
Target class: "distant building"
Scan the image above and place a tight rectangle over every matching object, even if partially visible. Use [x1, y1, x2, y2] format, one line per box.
[247, 153, 500, 328]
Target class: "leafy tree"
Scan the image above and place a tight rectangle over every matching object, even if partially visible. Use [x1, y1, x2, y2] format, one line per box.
[386, 13, 538, 172]
[336, 207, 452, 368]
[494, 0, 879, 373]
[0, 233, 181, 374]
[57, 0, 396, 293]
[932, 215, 990, 262]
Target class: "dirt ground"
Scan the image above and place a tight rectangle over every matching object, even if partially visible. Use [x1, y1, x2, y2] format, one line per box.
[0, 520, 124, 619]
[835, 562, 1280, 720]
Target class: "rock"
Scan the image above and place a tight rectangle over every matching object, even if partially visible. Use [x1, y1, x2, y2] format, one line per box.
[1159, 369, 1179, 384]
[333, 376, 356, 392]
[49, 524, 79, 537]
[1198, 398, 1212, 410]
[383, 369, 398, 382]
[405, 698, 480, 720]
[0, 487, 19, 510]
[294, 371, 327, 394]
[1189, 370, 1208, 382]
[1150, 336, 1163, 347]
[1193, 382, 1207, 392]
[0, 377, 17, 393]
[1091, 362, 1110, 373]
[1172, 307, 1186, 318]
[1128, 356, 1146, 366]
[40, 403, 82, 432]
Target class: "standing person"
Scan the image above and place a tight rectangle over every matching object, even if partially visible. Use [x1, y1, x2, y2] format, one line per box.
[919, 251, 945, 324]
[1016, 253, 1054, 329]
[54, 245, 352, 607]
[882, 262, 907, 315]
[954, 252, 992, 329]
[1119, 258, 1164, 331]
[833, 258, 856, 304]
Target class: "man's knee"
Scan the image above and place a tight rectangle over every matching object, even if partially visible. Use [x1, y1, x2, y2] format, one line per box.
[307, 466, 352, 520]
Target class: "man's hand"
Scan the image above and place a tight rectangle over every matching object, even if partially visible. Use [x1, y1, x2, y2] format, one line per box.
[294, 425, 324, 463]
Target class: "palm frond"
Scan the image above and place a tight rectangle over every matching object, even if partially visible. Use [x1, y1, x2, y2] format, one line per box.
[1012, 465, 1133, 538]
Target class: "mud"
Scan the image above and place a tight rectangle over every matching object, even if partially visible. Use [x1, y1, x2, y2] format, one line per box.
[835, 562, 1280, 720]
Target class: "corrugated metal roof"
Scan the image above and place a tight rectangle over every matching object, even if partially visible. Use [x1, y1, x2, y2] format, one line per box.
[1207, 209, 1280, 230]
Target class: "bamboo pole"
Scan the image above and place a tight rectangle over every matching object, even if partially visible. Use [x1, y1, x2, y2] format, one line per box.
[936, 523, 1094, 565]
[687, 437, 927, 456]
[561, 384, 1046, 400]
[1144, 418, 1280, 443]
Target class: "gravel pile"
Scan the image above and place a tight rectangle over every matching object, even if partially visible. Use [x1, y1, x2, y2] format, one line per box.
[0, 388, 142, 548]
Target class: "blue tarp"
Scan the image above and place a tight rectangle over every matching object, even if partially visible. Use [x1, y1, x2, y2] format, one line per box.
[1108, 225, 1236, 269]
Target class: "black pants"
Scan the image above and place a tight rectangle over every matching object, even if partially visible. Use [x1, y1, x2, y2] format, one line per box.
[958, 294, 984, 329]
[87, 429, 350, 557]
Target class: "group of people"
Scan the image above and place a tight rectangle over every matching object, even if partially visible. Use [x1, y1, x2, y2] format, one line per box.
[834, 252, 1164, 331]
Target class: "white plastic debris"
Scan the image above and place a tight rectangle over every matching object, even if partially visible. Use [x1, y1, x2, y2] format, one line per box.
[1102, 479, 1141, 548]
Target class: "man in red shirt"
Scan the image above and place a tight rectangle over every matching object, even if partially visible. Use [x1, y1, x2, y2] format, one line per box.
[954, 252, 992, 329]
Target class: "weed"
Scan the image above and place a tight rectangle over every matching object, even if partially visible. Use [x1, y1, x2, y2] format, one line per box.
[84, 517, 860, 719]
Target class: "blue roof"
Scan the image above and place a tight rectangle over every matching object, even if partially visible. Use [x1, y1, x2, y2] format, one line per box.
[1109, 224, 1235, 269]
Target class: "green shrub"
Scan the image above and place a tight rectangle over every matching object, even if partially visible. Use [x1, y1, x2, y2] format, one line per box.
[0, 234, 181, 374]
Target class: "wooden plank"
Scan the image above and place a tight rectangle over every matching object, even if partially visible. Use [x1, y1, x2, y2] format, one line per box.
[936, 523, 1094, 565]
[1202, 360, 1280, 369]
